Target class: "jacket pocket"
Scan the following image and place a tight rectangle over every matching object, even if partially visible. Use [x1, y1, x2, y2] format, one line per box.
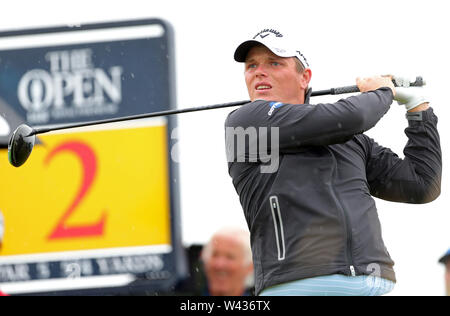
[269, 195, 286, 261]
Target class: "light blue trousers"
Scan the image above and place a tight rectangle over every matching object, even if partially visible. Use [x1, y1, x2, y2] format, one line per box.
[259, 274, 395, 296]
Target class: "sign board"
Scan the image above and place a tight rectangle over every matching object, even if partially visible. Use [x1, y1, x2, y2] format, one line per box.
[0, 19, 185, 295]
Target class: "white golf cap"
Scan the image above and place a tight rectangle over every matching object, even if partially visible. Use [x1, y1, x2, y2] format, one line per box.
[234, 28, 309, 69]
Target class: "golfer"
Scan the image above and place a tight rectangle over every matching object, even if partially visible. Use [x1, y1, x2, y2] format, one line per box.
[225, 28, 442, 296]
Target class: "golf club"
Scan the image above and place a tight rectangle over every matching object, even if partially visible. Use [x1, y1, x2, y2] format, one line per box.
[7, 76, 426, 167]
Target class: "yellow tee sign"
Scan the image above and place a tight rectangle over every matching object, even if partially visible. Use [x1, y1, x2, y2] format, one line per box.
[0, 121, 171, 256]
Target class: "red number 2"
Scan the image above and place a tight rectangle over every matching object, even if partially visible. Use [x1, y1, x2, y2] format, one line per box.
[45, 141, 107, 240]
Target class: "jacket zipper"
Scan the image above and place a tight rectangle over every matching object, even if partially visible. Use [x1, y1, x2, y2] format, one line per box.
[269, 196, 286, 261]
[326, 148, 355, 277]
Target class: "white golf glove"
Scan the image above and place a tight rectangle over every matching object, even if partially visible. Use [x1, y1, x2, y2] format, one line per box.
[393, 76, 430, 111]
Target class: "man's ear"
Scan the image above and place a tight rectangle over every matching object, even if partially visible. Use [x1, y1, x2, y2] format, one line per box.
[300, 68, 312, 90]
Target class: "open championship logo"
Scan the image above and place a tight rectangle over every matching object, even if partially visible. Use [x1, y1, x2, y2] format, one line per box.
[17, 48, 123, 124]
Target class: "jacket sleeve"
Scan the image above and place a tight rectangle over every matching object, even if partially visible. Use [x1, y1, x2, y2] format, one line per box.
[225, 87, 393, 156]
[365, 108, 442, 204]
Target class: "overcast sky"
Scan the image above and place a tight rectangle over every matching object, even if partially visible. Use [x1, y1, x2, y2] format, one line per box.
[1, 0, 449, 295]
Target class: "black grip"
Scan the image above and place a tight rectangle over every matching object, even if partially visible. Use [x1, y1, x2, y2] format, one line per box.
[410, 76, 425, 87]
[332, 76, 425, 95]
[332, 85, 360, 95]
[392, 76, 425, 87]
[311, 76, 425, 97]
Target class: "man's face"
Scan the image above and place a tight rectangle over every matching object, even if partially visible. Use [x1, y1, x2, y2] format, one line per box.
[204, 235, 252, 296]
[244, 45, 311, 104]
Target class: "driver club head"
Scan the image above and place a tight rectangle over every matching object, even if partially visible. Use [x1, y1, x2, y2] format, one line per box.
[8, 124, 36, 167]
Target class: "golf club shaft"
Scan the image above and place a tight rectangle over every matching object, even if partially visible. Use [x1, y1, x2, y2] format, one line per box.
[31, 77, 425, 136]
[31, 100, 249, 135]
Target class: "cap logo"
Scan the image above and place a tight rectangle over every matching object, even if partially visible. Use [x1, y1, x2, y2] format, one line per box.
[273, 47, 286, 54]
[296, 50, 310, 67]
[253, 29, 283, 40]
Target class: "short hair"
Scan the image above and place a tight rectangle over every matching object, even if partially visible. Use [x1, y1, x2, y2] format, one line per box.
[201, 227, 252, 266]
[294, 57, 306, 73]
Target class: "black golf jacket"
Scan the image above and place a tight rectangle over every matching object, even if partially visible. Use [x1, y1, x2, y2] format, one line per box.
[224, 88, 441, 295]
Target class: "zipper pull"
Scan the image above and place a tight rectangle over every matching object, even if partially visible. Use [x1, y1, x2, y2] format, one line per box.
[350, 265, 356, 277]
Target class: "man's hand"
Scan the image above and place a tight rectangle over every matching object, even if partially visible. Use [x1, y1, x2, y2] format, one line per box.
[392, 75, 429, 111]
[394, 87, 430, 112]
[356, 76, 396, 96]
